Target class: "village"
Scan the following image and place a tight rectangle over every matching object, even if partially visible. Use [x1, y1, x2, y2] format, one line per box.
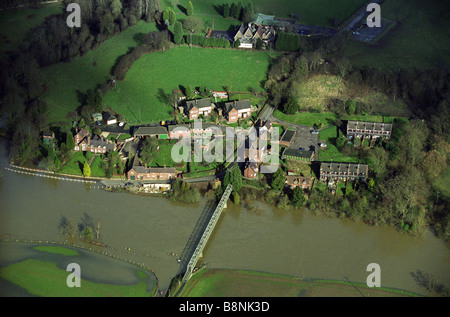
[41, 84, 394, 200]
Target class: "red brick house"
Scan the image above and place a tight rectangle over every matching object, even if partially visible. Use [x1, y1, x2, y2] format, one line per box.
[224, 100, 252, 123]
[74, 129, 115, 154]
[185, 98, 214, 120]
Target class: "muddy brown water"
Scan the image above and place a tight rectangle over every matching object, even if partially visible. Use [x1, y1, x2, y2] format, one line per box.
[0, 137, 449, 295]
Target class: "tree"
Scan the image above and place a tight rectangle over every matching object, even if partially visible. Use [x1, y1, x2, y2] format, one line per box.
[173, 21, 183, 44]
[83, 161, 91, 177]
[81, 226, 94, 241]
[235, 1, 243, 20]
[230, 164, 242, 192]
[163, 7, 176, 25]
[271, 167, 285, 191]
[140, 137, 158, 167]
[182, 17, 204, 34]
[282, 96, 299, 114]
[186, 1, 194, 16]
[230, 3, 237, 19]
[291, 186, 306, 207]
[336, 135, 346, 149]
[110, 0, 123, 19]
[223, 3, 230, 18]
[233, 191, 240, 204]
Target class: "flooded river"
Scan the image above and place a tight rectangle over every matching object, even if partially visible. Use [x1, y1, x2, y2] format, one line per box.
[0, 137, 449, 295]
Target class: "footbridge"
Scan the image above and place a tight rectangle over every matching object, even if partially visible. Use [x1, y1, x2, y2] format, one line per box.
[182, 184, 233, 283]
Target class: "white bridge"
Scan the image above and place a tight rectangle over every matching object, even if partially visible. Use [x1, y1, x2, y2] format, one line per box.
[182, 184, 233, 282]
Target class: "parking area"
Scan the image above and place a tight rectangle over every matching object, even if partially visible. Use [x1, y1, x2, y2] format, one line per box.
[287, 126, 319, 159]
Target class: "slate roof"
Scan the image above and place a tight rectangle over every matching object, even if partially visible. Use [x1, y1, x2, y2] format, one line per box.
[134, 126, 168, 136]
[185, 98, 213, 111]
[282, 148, 314, 159]
[224, 99, 251, 112]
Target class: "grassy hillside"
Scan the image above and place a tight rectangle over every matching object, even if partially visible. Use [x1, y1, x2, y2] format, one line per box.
[40, 21, 158, 124]
[343, 0, 450, 69]
[103, 46, 273, 124]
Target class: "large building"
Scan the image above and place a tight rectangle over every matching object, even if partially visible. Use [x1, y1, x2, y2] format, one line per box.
[319, 162, 369, 182]
[346, 121, 393, 139]
[282, 148, 314, 162]
[234, 22, 276, 48]
[127, 157, 176, 181]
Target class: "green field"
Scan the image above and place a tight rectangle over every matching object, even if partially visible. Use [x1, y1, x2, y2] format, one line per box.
[177, 269, 417, 297]
[0, 259, 153, 297]
[0, 3, 62, 57]
[103, 46, 273, 124]
[343, 0, 450, 69]
[41, 21, 158, 124]
[164, 0, 367, 27]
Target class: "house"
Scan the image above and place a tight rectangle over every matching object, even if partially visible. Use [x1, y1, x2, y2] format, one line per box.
[255, 119, 273, 140]
[319, 162, 369, 182]
[285, 176, 311, 190]
[279, 129, 296, 147]
[89, 135, 116, 153]
[282, 148, 314, 162]
[103, 112, 117, 125]
[185, 98, 214, 120]
[245, 137, 267, 163]
[346, 121, 393, 139]
[224, 99, 252, 123]
[234, 22, 276, 48]
[74, 129, 115, 154]
[127, 157, 176, 181]
[42, 130, 55, 145]
[243, 161, 258, 179]
[133, 126, 168, 139]
[92, 113, 103, 122]
[168, 124, 191, 139]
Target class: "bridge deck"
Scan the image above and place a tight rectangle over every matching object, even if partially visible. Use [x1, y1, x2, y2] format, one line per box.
[182, 184, 233, 282]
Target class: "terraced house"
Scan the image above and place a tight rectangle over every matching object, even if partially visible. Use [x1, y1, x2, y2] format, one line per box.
[346, 121, 393, 139]
[127, 157, 176, 181]
[319, 162, 369, 182]
[234, 22, 276, 48]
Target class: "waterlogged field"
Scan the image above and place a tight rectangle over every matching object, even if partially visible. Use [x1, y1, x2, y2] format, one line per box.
[103, 46, 272, 124]
[178, 269, 418, 297]
[0, 244, 157, 297]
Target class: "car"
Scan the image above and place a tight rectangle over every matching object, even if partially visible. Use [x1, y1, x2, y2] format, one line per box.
[299, 147, 305, 151]
[95, 121, 102, 126]
[310, 130, 319, 134]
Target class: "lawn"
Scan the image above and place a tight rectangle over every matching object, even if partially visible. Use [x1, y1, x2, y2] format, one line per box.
[177, 268, 417, 297]
[103, 46, 273, 124]
[58, 151, 87, 175]
[342, 0, 450, 70]
[0, 3, 62, 57]
[318, 125, 359, 163]
[164, 0, 367, 27]
[433, 166, 450, 199]
[0, 259, 153, 297]
[40, 21, 159, 124]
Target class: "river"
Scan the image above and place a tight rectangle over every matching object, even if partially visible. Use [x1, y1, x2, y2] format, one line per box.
[0, 137, 449, 296]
